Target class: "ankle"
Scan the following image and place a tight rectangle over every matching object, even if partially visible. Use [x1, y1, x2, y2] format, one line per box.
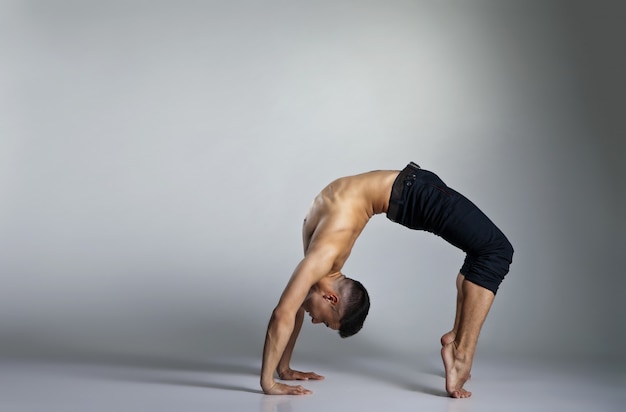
[452, 345, 471, 363]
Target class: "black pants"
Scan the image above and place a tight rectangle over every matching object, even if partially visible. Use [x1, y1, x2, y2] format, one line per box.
[387, 162, 514, 294]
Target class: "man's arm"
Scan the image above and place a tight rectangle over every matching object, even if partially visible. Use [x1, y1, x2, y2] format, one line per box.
[276, 307, 324, 381]
[260, 250, 334, 395]
[261, 305, 308, 394]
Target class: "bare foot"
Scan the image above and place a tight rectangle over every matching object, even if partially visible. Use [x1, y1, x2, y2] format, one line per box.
[441, 342, 472, 398]
[440, 332, 472, 380]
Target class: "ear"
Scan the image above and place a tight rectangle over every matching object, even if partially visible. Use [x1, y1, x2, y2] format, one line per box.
[323, 293, 339, 305]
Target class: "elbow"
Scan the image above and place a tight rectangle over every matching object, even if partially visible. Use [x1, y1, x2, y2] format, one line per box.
[269, 307, 296, 329]
[270, 307, 289, 323]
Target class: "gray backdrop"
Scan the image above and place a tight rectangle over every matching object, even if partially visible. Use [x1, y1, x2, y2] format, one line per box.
[1, 0, 624, 364]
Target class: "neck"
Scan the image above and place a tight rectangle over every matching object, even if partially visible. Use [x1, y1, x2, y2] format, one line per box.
[314, 272, 344, 292]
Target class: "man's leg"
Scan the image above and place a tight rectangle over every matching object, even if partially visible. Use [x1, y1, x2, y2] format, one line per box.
[441, 278, 495, 398]
[441, 273, 465, 346]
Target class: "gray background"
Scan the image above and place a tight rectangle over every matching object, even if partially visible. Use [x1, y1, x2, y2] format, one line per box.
[1, 0, 624, 366]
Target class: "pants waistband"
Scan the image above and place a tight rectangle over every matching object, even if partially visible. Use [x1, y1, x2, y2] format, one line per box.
[387, 162, 421, 222]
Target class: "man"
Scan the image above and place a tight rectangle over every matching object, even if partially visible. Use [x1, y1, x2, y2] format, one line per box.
[260, 162, 514, 398]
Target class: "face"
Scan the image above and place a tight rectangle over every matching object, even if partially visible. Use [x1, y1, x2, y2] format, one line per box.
[303, 290, 340, 330]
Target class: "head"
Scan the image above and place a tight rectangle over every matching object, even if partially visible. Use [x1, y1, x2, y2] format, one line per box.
[303, 275, 370, 338]
[336, 277, 370, 338]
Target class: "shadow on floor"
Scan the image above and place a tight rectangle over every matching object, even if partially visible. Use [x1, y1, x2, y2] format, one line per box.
[297, 353, 449, 397]
[122, 374, 264, 394]
[21, 350, 450, 397]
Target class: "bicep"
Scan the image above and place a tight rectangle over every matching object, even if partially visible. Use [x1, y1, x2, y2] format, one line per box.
[275, 249, 336, 314]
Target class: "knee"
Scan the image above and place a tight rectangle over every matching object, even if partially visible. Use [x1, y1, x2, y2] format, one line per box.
[505, 240, 514, 263]
[499, 238, 514, 264]
[456, 273, 465, 292]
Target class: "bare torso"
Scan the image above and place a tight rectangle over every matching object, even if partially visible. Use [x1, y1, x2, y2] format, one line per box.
[302, 170, 400, 272]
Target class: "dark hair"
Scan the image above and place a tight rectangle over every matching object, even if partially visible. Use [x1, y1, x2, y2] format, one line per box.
[338, 278, 370, 338]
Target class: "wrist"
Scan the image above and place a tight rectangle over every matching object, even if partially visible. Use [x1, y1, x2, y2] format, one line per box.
[261, 376, 275, 392]
[277, 368, 292, 379]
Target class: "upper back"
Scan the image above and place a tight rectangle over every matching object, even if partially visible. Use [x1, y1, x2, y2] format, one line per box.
[302, 170, 399, 269]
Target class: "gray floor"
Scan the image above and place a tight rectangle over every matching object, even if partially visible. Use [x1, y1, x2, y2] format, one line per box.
[1, 352, 623, 412]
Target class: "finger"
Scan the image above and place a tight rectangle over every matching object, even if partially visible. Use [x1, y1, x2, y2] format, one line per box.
[297, 385, 312, 395]
[289, 385, 312, 395]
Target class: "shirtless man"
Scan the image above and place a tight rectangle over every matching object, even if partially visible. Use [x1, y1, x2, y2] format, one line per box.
[260, 162, 514, 398]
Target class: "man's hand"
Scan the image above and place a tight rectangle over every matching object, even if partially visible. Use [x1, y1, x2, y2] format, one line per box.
[278, 368, 324, 381]
[262, 381, 312, 395]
